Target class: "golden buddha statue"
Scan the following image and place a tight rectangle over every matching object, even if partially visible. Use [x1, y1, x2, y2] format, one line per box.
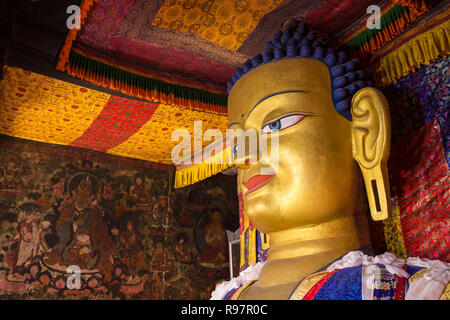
[212, 21, 449, 300]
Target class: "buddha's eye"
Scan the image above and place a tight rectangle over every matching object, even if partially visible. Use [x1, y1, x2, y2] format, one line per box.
[261, 114, 305, 134]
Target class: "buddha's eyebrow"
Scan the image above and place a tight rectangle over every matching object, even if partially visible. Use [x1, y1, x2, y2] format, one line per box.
[247, 90, 306, 118]
[228, 122, 240, 129]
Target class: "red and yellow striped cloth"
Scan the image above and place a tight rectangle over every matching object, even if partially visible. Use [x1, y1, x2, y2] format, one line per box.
[0, 66, 228, 166]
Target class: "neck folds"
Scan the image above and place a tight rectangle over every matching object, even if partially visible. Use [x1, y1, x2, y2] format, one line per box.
[256, 214, 370, 289]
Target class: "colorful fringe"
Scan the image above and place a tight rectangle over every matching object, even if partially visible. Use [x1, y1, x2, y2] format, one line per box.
[67, 51, 228, 115]
[71, 44, 228, 95]
[340, 1, 428, 60]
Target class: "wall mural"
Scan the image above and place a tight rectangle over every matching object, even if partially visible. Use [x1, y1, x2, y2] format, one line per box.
[0, 136, 239, 299]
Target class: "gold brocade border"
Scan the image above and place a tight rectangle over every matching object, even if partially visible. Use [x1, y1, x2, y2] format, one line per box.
[408, 268, 429, 286]
[289, 271, 330, 300]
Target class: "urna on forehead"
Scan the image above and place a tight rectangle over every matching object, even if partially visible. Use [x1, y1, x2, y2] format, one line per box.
[227, 21, 374, 121]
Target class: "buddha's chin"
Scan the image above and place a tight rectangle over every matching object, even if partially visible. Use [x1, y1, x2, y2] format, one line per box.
[244, 190, 285, 233]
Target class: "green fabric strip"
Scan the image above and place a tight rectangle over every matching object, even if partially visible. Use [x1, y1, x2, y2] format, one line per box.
[68, 52, 228, 107]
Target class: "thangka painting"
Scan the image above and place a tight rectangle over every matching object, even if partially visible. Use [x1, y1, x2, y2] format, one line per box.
[0, 136, 238, 299]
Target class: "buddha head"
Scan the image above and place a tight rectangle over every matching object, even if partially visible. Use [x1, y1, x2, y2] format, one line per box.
[227, 21, 391, 235]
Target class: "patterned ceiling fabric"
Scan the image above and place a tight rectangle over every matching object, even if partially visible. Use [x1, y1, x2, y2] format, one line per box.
[116, 0, 250, 68]
[75, 0, 134, 50]
[77, 0, 239, 86]
[152, 0, 285, 51]
[69, 95, 160, 152]
[80, 37, 235, 86]
[107, 103, 228, 165]
[301, 0, 379, 36]
[0, 66, 228, 166]
[77, 0, 246, 81]
[0, 66, 109, 146]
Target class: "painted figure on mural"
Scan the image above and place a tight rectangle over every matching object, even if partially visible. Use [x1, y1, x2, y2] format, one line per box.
[151, 195, 169, 224]
[45, 172, 118, 282]
[0, 155, 23, 195]
[149, 195, 176, 235]
[10, 203, 43, 279]
[149, 241, 171, 273]
[174, 233, 192, 264]
[120, 219, 144, 283]
[197, 208, 228, 268]
[129, 174, 153, 208]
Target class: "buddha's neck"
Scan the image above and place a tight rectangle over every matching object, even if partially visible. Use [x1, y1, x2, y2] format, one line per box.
[256, 214, 370, 289]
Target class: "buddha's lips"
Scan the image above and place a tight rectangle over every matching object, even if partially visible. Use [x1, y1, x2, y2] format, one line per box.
[243, 174, 276, 196]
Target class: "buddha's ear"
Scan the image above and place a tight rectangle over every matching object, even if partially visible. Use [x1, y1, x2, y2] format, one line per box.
[350, 87, 392, 221]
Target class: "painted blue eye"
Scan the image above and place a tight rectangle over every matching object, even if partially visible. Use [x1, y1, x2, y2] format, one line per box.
[268, 120, 281, 130]
[261, 114, 306, 134]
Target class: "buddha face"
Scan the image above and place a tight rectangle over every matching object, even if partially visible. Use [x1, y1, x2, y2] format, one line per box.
[228, 58, 361, 233]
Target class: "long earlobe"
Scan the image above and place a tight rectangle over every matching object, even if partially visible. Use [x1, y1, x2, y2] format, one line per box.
[351, 88, 392, 221]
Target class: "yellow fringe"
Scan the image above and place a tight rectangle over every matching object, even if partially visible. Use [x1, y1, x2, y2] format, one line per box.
[375, 18, 450, 86]
[174, 146, 233, 188]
